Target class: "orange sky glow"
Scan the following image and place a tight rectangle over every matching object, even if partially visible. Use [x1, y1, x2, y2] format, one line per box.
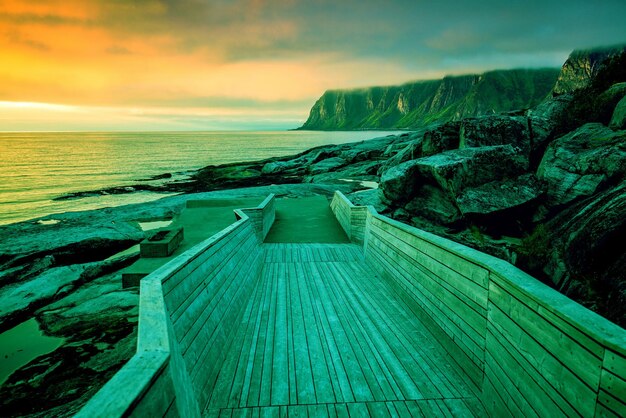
[1, 0, 625, 130]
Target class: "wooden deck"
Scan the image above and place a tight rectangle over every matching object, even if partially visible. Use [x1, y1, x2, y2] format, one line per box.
[204, 243, 485, 417]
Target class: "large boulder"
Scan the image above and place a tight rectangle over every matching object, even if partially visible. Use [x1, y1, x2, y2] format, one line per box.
[544, 183, 626, 324]
[378, 138, 423, 174]
[380, 145, 528, 223]
[411, 144, 527, 196]
[379, 159, 423, 203]
[537, 123, 626, 207]
[404, 185, 461, 224]
[339, 134, 401, 163]
[421, 122, 461, 156]
[610, 95, 626, 130]
[528, 94, 573, 153]
[382, 131, 422, 157]
[459, 115, 532, 162]
[455, 174, 542, 216]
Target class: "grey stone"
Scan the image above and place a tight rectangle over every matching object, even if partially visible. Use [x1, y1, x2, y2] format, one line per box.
[412, 145, 528, 196]
[405, 185, 461, 224]
[421, 121, 461, 156]
[379, 159, 423, 203]
[459, 115, 532, 161]
[308, 160, 380, 184]
[528, 94, 573, 150]
[537, 123, 626, 207]
[378, 138, 423, 174]
[456, 174, 542, 216]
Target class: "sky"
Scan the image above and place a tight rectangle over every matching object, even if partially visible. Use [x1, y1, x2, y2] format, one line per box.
[1, 0, 626, 131]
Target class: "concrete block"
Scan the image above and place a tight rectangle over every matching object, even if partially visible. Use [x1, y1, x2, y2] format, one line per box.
[140, 227, 184, 258]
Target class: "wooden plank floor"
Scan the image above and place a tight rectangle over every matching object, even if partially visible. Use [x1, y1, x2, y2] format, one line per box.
[205, 244, 485, 417]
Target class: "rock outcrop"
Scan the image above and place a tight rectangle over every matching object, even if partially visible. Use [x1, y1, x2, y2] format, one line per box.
[299, 68, 560, 130]
[537, 123, 626, 208]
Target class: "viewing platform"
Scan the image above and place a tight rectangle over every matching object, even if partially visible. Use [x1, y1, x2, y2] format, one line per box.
[79, 192, 626, 417]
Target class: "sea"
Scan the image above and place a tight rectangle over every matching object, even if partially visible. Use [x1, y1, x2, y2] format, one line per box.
[0, 130, 398, 226]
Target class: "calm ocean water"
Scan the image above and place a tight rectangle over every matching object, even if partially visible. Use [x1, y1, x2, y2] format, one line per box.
[0, 131, 398, 225]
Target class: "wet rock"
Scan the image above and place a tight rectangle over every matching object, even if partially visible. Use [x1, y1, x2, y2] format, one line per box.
[537, 123, 626, 207]
[0, 218, 143, 271]
[380, 144, 526, 205]
[346, 189, 388, 213]
[261, 160, 300, 175]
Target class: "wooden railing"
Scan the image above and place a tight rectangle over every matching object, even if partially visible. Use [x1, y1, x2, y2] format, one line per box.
[330, 191, 626, 417]
[78, 195, 276, 418]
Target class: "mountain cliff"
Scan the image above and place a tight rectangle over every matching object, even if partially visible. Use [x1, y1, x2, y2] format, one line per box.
[299, 68, 560, 130]
[552, 44, 626, 96]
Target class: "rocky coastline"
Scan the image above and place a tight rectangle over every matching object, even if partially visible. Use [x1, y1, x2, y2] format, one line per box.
[1, 45, 625, 416]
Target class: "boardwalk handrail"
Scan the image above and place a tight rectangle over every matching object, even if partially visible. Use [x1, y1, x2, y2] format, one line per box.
[78, 195, 275, 418]
[330, 191, 626, 417]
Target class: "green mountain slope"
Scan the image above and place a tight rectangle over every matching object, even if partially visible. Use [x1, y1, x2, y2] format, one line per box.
[299, 68, 560, 130]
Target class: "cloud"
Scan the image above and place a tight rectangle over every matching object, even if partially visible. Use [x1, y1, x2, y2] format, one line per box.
[1, 0, 626, 130]
[105, 45, 131, 55]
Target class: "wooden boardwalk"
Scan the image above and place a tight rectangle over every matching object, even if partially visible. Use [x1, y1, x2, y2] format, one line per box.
[204, 243, 484, 417]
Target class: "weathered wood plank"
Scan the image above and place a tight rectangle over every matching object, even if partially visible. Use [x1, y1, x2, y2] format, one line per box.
[369, 216, 489, 288]
[240, 266, 273, 408]
[366, 244, 485, 366]
[369, 223, 489, 308]
[303, 273, 345, 404]
[324, 262, 406, 401]
[485, 326, 577, 417]
[305, 263, 355, 404]
[315, 261, 385, 401]
[245, 267, 272, 407]
[271, 262, 289, 406]
[227, 267, 268, 409]
[341, 261, 467, 399]
[308, 262, 373, 402]
[259, 263, 278, 407]
[367, 229, 488, 336]
[289, 262, 316, 405]
[295, 262, 337, 404]
[489, 281, 602, 393]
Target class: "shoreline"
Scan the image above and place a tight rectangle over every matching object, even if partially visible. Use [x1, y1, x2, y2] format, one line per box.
[0, 130, 402, 227]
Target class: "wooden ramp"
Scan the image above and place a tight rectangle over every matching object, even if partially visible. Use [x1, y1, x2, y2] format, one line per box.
[204, 243, 485, 417]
